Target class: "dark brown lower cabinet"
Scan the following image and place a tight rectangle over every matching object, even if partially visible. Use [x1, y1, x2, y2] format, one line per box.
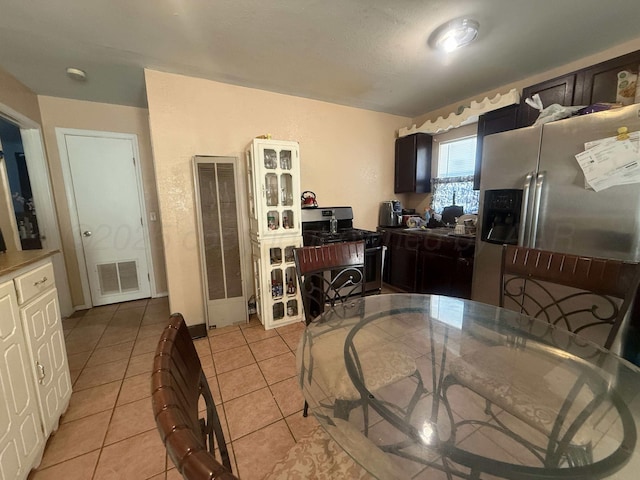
[388, 233, 419, 292]
[418, 252, 455, 296]
[383, 230, 474, 298]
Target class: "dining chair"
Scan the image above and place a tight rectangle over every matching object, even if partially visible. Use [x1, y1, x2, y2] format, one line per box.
[294, 241, 419, 424]
[294, 240, 367, 322]
[499, 244, 640, 351]
[151, 313, 235, 479]
[151, 313, 395, 480]
[444, 245, 640, 468]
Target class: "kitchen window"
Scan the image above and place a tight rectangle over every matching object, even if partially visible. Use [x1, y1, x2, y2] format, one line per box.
[431, 135, 479, 215]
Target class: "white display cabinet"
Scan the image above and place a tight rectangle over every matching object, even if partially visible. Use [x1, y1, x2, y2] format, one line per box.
[246, 137, 305, 329]
[251, 238, 303, 329]
[246, 139, 301, 240]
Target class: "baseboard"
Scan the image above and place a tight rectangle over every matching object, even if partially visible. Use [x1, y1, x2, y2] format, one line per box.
[188, 323, 208, 339]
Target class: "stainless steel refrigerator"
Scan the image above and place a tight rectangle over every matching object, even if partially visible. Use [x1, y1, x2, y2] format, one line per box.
[472, 104, 640, 312]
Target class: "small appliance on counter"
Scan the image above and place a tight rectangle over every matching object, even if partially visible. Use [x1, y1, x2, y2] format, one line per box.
[400, 208, 416, 226]
[378, 200, 403, 227]
[0, 228, 5, 253]
[454, 214, 478, 236]
[301, 191, 318, 208]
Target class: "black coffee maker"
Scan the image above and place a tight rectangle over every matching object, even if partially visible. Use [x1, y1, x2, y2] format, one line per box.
[0, 228, 6, 253]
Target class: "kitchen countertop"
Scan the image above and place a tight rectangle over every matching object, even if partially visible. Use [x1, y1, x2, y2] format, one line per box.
[403, 227, 477, 240]
[377, 226, 476, 257]
[0, 249, 59, 277]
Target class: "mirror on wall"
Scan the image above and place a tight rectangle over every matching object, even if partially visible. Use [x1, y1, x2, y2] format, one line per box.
[0, 116, 42, 249]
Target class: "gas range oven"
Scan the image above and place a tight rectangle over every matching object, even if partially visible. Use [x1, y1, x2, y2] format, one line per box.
[301, 207, 383, 294]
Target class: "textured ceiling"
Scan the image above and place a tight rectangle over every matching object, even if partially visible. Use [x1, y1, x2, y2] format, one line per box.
[0, 0, 639, 117]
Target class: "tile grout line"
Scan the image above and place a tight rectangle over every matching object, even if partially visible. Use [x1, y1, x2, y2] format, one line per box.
[101, 301, 175, 478]
[35, 305, 123, 476]
[89, 300, 149, 480]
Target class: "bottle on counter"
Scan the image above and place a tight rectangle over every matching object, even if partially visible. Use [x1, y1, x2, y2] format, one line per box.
[330, 214, 337, 234]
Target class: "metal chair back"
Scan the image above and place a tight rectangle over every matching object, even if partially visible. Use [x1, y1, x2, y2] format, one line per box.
[500, 244, 640, 350]
[294, 241, 366, 324]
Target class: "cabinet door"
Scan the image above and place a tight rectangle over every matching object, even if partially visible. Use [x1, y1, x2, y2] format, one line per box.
[474, 104, 519, 189]
[255, 240, 303, 329]
[517, 74, 577, 128]
[451, 257, 474, 299]
[394, 133, 432, 193]
[575, 50, 640, 105]
[0, 281, 44, 480]
[21, 288, 71, 437]
[388, 234, 419, 292]
[253, 141, 301, 238]
[418, 251, 455, 295]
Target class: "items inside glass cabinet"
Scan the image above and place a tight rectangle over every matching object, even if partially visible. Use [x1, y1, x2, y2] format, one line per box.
[281, 174, 293, 205]
[280, 150, 292, 170]
[267, 210, 279, 230]
[282, 210, 294, 229]
[264, 149, 277, 169]
[270, 247, 282, 265]
[284, 246, 294, 262]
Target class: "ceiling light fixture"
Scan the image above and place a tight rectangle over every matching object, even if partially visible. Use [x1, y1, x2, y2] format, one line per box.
[432, 18, 479, 53]
[66, 67, 87, 81]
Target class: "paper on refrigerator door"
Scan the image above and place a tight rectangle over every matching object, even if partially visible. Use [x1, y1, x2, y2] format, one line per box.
[575, 137, 640, 191]
[584, 131, 640, 190]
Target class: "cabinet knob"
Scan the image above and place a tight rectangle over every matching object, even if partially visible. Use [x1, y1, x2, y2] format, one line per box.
[83, 231, 92, 237]
[33, 276, 48, 287]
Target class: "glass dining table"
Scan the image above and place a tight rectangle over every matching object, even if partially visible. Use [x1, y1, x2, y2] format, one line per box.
[296, 293, 640, 479]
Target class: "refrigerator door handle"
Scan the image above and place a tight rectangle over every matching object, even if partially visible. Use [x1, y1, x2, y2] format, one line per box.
[529, 170, 546, 248]
[518, 171, 535, 246]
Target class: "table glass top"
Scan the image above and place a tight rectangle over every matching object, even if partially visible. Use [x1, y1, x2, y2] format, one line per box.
[297, 294, 640, 479]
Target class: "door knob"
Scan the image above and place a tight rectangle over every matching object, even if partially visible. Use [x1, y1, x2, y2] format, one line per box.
[83, 231, 92, 237]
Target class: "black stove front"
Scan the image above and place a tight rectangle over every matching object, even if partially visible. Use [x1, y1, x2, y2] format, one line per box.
[303, 228, 382, 248]
[301, 207, 383, 293]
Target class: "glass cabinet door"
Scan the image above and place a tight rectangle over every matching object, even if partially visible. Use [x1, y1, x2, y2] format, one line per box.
[265, 173, 278, 206]
[264, 149, 277, 169]
[253, 141, 300, 237]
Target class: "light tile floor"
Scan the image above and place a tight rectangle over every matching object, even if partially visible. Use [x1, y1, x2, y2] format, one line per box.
[29, 297, 318, 480]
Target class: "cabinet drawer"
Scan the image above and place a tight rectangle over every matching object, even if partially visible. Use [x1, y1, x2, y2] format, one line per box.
[14, 262, 55, 305]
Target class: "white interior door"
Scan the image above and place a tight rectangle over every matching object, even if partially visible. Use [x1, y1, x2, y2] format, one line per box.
[61, 133, 151, 306]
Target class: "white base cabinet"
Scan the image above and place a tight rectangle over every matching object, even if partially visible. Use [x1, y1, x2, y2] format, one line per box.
[0, 256, 71, 479]
[0, 281, 44, 480]
[251, 238, 303, 329]
[21, 288, 71, 437]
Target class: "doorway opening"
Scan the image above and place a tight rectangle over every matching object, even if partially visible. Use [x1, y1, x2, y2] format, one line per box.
[0, 117, 42, 249]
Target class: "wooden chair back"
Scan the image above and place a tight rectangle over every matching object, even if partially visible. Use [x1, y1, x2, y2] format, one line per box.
[500, 245, 640, 349]
[151, 313, 238, 480]
[294, 241, 366, 324]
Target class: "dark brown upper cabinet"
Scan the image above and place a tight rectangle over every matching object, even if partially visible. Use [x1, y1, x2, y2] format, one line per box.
[517, 74, 577, 128]
[518, 50, 640, 128]
[575, 50, 640, 105]
[394, 133, 432, 193]
[475, 104, 519, 189]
